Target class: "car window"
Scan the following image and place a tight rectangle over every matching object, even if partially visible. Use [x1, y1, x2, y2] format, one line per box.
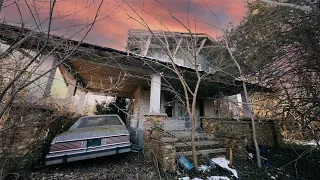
[72, 116, 123, 129]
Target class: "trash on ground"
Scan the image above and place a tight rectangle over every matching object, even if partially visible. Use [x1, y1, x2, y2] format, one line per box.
[179, 177, 230, 180]
[261, 156, 272, 168]
[210, 157, 238, 178]
[209, 159, 216, 169]
[178, 177, 203, 180]
[179, 177, 191, 180]
[207, 176, 230, 180]
[178, 156, 194, 171]
[198, 165, 211, 173]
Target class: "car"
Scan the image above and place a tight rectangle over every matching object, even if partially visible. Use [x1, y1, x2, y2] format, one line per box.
[45, 114, 131, 165]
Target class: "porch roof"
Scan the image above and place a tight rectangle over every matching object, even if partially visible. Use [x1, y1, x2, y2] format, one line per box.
[0, 24, 269, 98]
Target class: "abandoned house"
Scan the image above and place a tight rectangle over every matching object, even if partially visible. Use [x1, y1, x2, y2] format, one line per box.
[0, 24, 279, 171]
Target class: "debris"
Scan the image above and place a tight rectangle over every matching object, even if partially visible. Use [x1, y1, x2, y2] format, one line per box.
[198, 165, 210, 173]
[210, 157, 238, 178]
[179, 177, 190, 180]
[207, 176, 230, 180]
[270, 176, 276, 179]
[261, 156, 272, 168]
[178, 156, 194, 171]
[209, 159, 216, 169]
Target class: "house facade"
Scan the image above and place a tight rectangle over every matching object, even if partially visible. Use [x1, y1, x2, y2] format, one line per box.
[0, 24, 257, 138]
[126, 30, 248, 135]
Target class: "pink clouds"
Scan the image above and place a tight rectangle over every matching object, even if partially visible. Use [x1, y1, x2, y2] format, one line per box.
[0, 0, 246, 50]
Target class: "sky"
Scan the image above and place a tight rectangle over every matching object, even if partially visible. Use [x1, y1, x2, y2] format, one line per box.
[0, 0, 247, 51]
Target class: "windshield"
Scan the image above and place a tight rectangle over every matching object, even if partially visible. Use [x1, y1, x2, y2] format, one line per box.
[70, 115, 123, 129]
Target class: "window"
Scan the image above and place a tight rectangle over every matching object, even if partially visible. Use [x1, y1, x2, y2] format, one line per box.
[71, 115, 123, 129]
[165, 106, 173, 117]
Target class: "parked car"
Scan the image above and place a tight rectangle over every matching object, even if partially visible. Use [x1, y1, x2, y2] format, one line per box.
[45, 114, 131, 165]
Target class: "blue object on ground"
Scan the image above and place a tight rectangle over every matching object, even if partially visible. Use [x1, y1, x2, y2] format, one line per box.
[178, 156, 194, 171]
[209, 159, 216, 169]
[264, 159, 272, 168]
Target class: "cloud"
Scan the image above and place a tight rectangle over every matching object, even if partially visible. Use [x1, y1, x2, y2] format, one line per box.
[0, 0, 246, 50]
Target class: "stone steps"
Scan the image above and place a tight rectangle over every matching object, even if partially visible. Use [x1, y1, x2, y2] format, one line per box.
[161, 137, 179, 143]
[160, 131, 227, 158]
[174, 140, 220, 147]
[164, 131, 204, 139]
[176, 148, 227, 156]
[175, 140, 226, 158]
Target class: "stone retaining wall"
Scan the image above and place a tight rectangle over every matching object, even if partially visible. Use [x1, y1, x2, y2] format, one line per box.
[202, 118, 281, 155]
[143, 114, 176, 172]
[144, 117, 280, 171]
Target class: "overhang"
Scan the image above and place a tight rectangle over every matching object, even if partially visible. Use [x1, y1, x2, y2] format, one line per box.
[0, 24, 270, 98]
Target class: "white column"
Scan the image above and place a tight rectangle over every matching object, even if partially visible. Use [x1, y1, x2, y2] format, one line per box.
[149, 74, 161, 113]
[241, 92, 251, 118]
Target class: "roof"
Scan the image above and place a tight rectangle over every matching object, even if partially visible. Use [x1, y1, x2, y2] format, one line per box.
[0, 24, 270, 97]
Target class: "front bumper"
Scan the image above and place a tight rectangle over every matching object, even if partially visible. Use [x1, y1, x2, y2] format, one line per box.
[45, 142, 131, 165]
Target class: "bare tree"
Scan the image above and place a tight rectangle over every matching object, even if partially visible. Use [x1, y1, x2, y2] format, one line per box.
[123, 0, 259, 172]
[0, 0, 107, 120]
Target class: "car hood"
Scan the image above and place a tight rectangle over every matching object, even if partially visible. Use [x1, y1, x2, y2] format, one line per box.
[52, 125, 129, 143]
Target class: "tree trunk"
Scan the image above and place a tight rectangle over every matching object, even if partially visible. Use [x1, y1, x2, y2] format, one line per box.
[243, 81, 262, 168]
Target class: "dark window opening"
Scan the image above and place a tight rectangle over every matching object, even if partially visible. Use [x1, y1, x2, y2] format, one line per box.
[165, 106, 173, 117]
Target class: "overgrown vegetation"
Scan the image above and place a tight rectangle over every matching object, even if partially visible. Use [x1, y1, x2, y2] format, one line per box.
[228, 0, 320, 141]
[0, 103, 79, 179]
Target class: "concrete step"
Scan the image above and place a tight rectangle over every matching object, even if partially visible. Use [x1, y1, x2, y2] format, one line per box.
[174, 140, 220, 148]
[161, 137, 179, 143]
[176, 148, 227, 156]
[164, 131, 204, 139]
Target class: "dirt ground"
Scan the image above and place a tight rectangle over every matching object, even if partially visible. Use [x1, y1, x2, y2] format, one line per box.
[28, 145, 320, 180]
[30, 152, 162, 180]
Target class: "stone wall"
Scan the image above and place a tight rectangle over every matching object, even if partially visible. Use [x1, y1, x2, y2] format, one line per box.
[143, 114, 176, 172]
[202, 118, 281, 155]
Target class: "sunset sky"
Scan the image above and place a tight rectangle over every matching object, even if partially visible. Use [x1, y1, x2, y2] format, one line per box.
[0, 0, 247, 50]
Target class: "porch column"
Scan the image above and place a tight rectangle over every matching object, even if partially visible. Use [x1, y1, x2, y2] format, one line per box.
[241, 92, 251, 118]
[149, 74, 161, 113]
